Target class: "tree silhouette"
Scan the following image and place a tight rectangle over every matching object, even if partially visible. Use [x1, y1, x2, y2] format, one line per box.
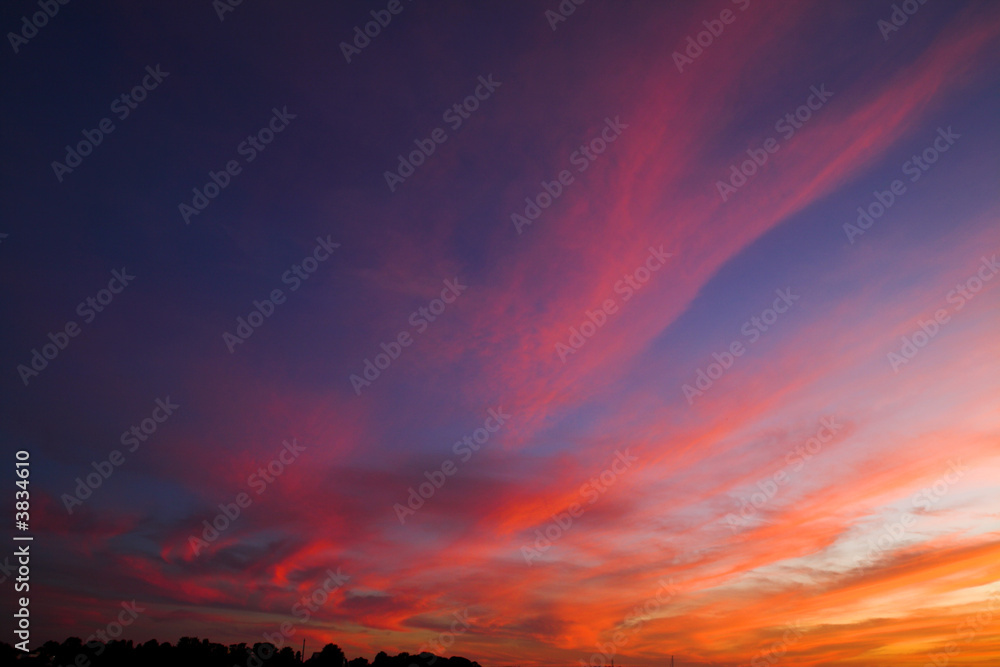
[0, 638, 483, 667]
[309, 643, 346, 667]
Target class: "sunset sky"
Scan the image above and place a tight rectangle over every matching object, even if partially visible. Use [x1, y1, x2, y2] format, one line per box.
[2, 1, 999, 666]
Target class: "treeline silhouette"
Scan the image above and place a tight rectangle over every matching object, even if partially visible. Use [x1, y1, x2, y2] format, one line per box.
[0, 637, 484, 667]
